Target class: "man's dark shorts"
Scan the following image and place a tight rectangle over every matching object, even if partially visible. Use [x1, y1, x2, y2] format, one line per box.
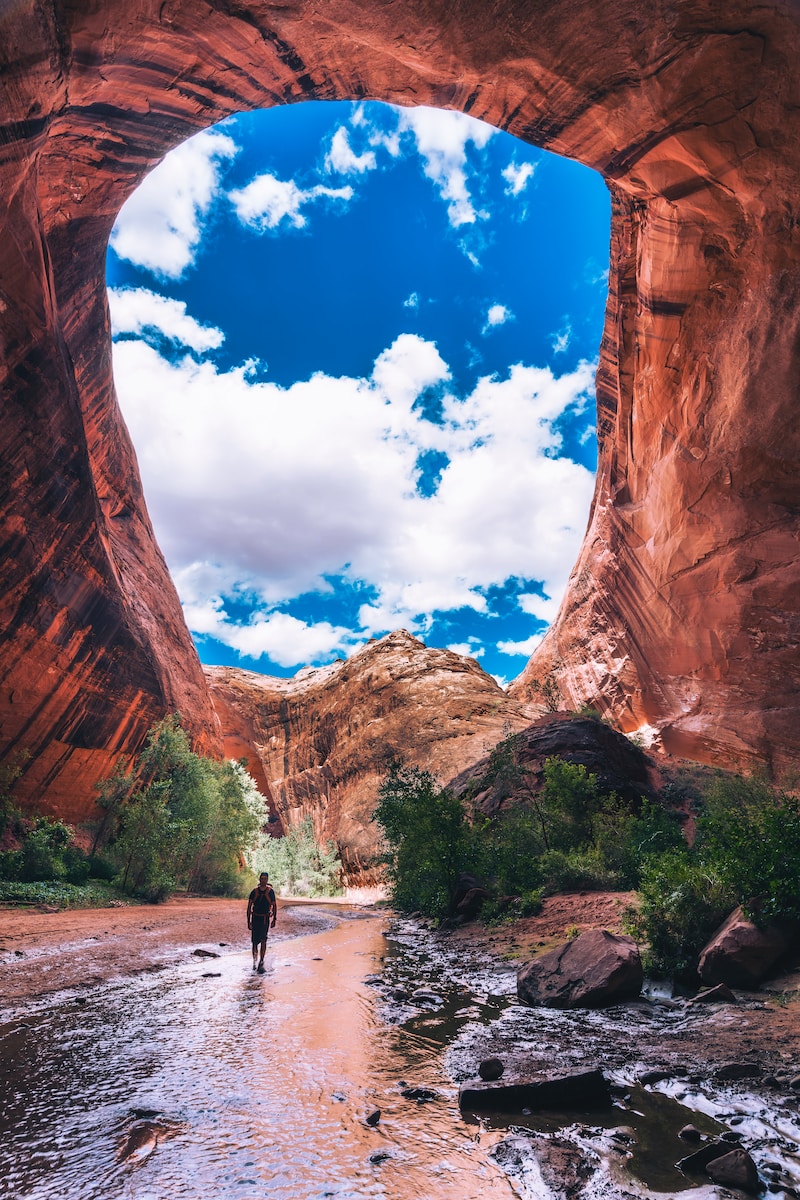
[251, 915, 270, 946]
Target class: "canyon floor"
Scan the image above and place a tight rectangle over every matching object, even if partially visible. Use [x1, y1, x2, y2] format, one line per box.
[3, 890, 800, 1069]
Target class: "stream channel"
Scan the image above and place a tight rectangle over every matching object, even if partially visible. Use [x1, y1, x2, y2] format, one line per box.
[2, 904, 800, 1199]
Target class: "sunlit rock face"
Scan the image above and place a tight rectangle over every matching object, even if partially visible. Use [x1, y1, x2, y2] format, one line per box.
[205, 632, 530, 881]
[2, 1, 800, 820]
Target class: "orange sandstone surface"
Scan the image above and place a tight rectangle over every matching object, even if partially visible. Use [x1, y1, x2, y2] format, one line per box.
[2, 0, 800, 826]
[206, 631, 531, 881]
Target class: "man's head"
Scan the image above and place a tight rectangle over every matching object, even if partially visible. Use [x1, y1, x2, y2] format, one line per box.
[258, 872, 269, 889]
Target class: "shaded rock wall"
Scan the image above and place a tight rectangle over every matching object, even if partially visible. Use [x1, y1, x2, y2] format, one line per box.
[448, 713, 655, 816]
[2, 0, 800, 821]
[206, 631, 530, 880]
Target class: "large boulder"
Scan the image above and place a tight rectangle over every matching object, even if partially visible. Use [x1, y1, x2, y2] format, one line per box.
[517, 929, 643, 1009]
[698, 906, 795, 989]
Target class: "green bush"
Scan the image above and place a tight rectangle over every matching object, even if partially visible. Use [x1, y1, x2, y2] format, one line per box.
[625, 851, 734, 978]
[695, 774, 800, 921]
[101, 716, 269, 901]
[0, 880, 118, 908]
[255, 816, 343, 897]
[375, 761, 475, 920]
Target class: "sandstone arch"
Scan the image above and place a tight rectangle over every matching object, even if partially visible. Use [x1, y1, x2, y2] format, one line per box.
[2, 0, 799, 817]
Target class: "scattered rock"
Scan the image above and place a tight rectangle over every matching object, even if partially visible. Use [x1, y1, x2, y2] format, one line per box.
[201, 972, 221, 978]
[639, 1069, 673, 1086]
[369, 1151, 391, 1164]
[517, 929, 642, 1009]
[401, 1087, 439, 1103]
[706, 1148, 760, 1192]
[689, 983, 737, 1005]
[392, 988, 410, 1002]
[714, 1062, 762, 1081]
[478, 1058, 505, 1082]
[677, 1140, 732, 1174]
[365, 1109, 381, 1126]
[455, 887, 491, 921]
[679, 1124, 704, 1142]
[192, 949, 220, 959]
[699, 907, 795, 989]
[459, 1069, 611, 1113]
[409, 989, 443, 1006]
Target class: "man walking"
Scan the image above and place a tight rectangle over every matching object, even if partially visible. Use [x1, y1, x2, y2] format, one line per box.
[247, 871, 277, 973]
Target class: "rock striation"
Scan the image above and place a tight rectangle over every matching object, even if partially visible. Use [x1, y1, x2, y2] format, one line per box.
[2, 0, 800, 818]
[205, 631, 530, 881]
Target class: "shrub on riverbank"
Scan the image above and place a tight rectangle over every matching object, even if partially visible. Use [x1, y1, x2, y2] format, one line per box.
[625, 774, 800, 977]
[254, 816, 343, 897]
[374, 754, 677, 922]
[96, 716, 268, 901]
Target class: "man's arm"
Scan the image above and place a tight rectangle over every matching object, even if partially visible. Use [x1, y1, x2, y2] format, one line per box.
[247, 894, 254, 929]
[270, 888, 277, 927]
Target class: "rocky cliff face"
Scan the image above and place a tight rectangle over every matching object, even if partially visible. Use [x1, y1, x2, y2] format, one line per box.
[2, 1, 800, 821]
[206, 632, 530, 880]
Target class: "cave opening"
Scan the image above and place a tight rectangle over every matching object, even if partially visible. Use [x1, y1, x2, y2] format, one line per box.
[106, 100, 610, 687]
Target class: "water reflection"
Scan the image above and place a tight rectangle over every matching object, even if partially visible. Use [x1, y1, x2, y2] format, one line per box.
[0, 911, 515, 1200]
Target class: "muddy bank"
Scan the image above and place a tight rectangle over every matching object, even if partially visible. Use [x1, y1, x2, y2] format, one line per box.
[0, 897, 340, 1005]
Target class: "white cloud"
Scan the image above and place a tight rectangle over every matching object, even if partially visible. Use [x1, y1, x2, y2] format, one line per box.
[229, 173, 353, 230]
[497, 632, 545, 657]
[518, 592, 560, 623]
[502, 160, 536, 196]
[483, 303, 513, 333]
[185, 602, 359, 667]
[108, 287, 224, 353]
[403, 292, 420, 310]
[112, 329, 595, 663]
[109, 129, 238, 279]
[447, 641, 485, 659]
[552, 323, 572, 354]
[325, 126, 377, 175]
[397, 107, 495, 227]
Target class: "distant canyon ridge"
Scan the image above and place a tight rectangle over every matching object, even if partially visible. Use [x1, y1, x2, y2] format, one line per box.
[2, 0, 800, 833]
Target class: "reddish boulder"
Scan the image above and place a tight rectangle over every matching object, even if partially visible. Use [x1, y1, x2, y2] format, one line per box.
[705, 1148, 760, 1193]
[517, 929, 643, 1009]
[698, 907, 794, 989]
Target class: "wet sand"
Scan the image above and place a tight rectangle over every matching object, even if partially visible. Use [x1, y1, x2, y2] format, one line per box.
[0, 897, 338, 1005]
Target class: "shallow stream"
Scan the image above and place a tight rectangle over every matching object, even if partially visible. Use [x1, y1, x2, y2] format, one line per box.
[2, 906, 800, 1199]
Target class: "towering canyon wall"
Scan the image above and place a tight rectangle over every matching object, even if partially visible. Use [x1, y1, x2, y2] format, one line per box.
[2, 1, 800, 822]
[206, 631, 531, 881]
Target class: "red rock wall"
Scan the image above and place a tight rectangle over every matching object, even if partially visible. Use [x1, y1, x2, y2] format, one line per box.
[205, 632, 531, 881]
[2, 1, 800, 821]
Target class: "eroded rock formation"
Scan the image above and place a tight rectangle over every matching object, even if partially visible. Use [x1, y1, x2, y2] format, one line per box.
[206, 631, 530, 880]
[2, 1, 800, 820]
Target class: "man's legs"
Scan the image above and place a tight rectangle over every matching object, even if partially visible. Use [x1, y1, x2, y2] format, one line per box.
[257, 935, 267, 972]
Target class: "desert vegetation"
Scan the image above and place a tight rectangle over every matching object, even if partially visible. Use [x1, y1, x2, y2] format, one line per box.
[375, 733, 800, 980]
[0, 716, 342, 905]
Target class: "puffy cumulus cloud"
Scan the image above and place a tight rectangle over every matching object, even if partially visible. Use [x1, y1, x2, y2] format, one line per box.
[108, 287, 224, 353]
[518, 592, 561, 624]
[110, 129, 238, 279]
[229, 173, 353, 230]
[447, 640, 485, 659]
[112, 328, 595, 664]
[496, 632, 545, 657]
[502, 160, 536, 196]
[483, 303, 513, 333]
[325, 126, 377, 175]
[397, 107, 495, 227]
[403, 291, 420, 310]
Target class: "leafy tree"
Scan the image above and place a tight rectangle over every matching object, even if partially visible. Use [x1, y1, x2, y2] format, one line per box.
[374, 761, 474, 919]
[255, 816, 343, 897]
[104, 716, 268, 900]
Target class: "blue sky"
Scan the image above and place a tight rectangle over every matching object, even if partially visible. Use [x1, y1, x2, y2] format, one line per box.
[107, 101, 610, 683]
